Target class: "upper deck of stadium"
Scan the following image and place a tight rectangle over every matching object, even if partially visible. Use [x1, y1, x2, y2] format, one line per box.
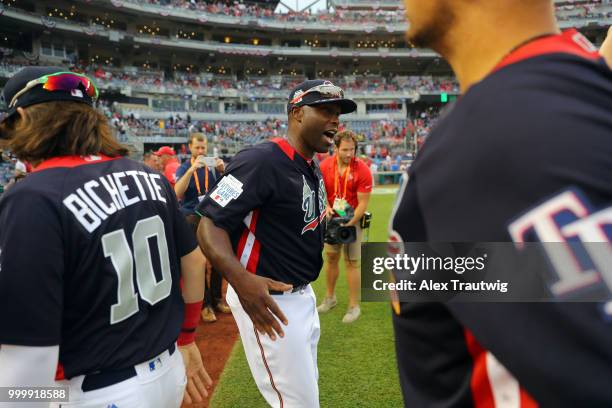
[0, 0, 610, 60]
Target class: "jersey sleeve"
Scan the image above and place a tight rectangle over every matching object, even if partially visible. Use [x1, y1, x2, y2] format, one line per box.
[0, 186, 63, 346]
[195, 148, 272, 233]
[356, 161, 373, 194]
[173, 200, 198, 257]
[162, 176, 197, 257]
[175, 162, 187, 182]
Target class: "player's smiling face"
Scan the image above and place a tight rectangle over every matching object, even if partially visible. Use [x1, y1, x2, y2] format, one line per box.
[300, 104, 341, 155]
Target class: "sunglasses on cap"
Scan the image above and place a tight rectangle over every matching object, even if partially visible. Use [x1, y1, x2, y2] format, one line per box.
[290, 82, 344, 105]
[8, 71, 99, 109]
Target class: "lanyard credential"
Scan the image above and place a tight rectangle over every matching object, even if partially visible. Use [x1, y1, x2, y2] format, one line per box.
[333, 157, 351, 200]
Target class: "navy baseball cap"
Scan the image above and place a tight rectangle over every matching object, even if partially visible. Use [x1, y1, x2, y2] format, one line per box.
[0, 66, 97, 124]
[287, 79, 357, 114]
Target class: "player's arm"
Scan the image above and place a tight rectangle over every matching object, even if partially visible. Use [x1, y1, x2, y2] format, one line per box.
[0, 187, 64, 403]
[174, 162, 201, 200]
[197, 217, 291, 340]
[0, 345, 59, 408]
[600, 26, 612, 67]
[166, 180, 211, 404]
[179, 247, 206, 305]
[177, 247, 212, 404]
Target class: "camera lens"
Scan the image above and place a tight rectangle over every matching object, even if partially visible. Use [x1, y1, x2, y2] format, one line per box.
[339, 228, 351, 240]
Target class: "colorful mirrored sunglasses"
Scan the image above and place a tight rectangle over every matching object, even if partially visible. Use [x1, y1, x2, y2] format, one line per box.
[9, 71, 99, 108]
[290, 82, 344, 105]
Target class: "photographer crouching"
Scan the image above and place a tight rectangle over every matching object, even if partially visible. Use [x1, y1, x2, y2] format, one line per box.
[318, 130, 372, 323]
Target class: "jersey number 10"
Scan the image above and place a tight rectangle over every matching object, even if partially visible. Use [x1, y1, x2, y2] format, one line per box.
[102, 215, 173, 324]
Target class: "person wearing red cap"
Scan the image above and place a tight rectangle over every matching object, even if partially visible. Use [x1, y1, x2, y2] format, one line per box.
[155, 146, 180, 187]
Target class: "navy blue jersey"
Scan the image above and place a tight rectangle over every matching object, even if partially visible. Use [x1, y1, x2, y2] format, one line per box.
[0, 155, 196, 378]
[175, 160, 217, 216]
[391, 31, 612, 407]
[196, 138, 326, 286]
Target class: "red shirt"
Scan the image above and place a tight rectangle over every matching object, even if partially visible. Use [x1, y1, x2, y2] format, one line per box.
[320, 155, 373, 209]
[164, 158, 180, 187]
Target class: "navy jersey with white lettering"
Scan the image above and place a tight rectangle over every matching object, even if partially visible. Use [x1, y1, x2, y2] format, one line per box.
[0, 155, 196, 379]
[390, 31, 612, 407]
[196, 138, 326, 286]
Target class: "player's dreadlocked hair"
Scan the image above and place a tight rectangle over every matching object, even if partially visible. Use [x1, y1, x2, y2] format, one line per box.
[0, 101, 129, 163]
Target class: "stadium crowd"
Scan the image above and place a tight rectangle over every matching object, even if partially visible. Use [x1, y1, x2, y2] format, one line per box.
[127, 0, 611, 25]
[1, 107, 432, 189]
[0, 58, 459, 98]
[0, 60, 459, 98]
[128, 0, 407, 24]
[99, 98, 434, 154]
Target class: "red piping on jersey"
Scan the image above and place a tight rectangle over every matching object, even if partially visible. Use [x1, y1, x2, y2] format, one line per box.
[236, 228, 249, 268]
[236, 229, 250, 270]
[520, 388, 538, 408]
[248, 209, 260, 234]
[464, 330, 496, 408]
[254, 328, 284, 408]
[464, 330, 538, 408]
[247, 239, 261, 273]
[493, 29, 600, 73]
[236, 210, 261, 274]
[246, 210, 261, 272]
[55, 363, 65, 381]
[33, 155, 122, 172]
[271, 138, 313, 164]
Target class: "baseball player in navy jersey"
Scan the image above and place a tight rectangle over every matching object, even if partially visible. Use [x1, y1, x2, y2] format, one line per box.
[0, 67, 211, 407]
[196, 80, 356, 407]
[390, 1, 612, 407]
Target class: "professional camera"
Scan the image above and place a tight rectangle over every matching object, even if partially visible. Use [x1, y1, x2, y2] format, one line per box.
[325, 206, 357, 245]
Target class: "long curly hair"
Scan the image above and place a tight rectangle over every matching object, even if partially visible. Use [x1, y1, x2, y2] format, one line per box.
[0, 101, 129, 163]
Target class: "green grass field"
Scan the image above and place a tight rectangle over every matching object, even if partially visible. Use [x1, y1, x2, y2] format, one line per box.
[211, 189, 403, 408]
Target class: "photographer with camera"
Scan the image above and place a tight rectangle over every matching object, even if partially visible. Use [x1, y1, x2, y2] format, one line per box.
[318, 130, 372, 323]
[175, 133, 228, 323]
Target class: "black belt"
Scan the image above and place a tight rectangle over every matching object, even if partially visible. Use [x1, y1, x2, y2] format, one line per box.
[269, 284, 308, 296]
[81, 343, 176, 392]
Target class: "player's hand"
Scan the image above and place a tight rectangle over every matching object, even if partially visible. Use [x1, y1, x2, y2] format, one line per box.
[325, 206, 334, 221]
[214, 158, 225, 173]
[234, 273, 291, 340]
[179, 342, 213, 404]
